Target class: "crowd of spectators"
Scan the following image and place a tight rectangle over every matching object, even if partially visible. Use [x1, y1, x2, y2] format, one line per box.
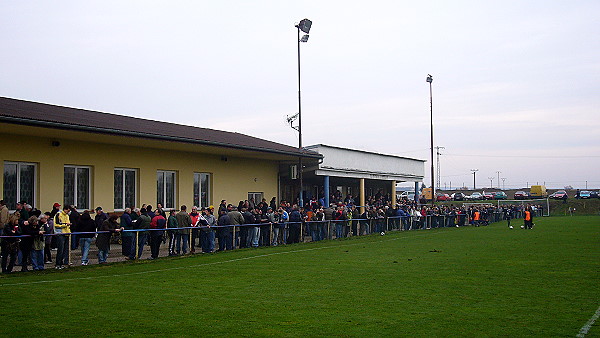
[0, 196, 543, 273]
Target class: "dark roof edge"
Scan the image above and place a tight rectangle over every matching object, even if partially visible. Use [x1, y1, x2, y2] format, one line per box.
[306, 144, 426, 162]
[0, 115, 323, 159]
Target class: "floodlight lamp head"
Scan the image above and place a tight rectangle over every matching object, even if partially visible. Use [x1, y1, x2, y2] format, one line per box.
[297, 18, 312, 34]
[300, 34, 309, 42]
[426, 74, 433, 83]
[286, 112, 299, 124]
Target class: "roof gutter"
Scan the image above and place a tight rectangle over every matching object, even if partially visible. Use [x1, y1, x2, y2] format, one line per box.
[0, 116, 323, 160]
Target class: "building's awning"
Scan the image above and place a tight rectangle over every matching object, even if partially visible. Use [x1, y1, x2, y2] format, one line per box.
[305, 144, 425, 182]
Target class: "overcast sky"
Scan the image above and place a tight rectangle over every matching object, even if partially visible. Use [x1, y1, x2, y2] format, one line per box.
[2, 1, 599, 189]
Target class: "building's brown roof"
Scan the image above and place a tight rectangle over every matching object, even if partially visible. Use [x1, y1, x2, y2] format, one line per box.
[0, 96, 321, 159]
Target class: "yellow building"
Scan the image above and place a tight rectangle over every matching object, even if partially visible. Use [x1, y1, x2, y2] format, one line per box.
[0, 97, 321, 212]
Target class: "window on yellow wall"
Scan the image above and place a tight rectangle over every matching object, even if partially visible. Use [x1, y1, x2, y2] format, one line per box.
[3, 161, 36, 210]
[114, 168, 137, 210]
[193, 173, 211, 208]
[248, 192, 263, 206]
[64, 165, 91, 210]
[157, 170, 176, 209]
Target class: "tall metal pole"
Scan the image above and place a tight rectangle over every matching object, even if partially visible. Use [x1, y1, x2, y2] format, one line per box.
[297, 26, 303, 208]
[435, 146, 444, 190]
[496, 171, 501, 189]
[471, 169, 478, 190]
[427, 75, 434, 206]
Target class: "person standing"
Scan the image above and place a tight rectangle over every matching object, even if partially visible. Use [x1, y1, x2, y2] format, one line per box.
[189, 206, 200, 253]
[167, 210, 179, 256]
[53, 205, 72, 269]
[96, 214, 122, 264]
[227, 205, 244, 248]
[31, 215, 48, 271]
[149, 209, 166, 259]
[43, 211, 55, 264]
[524, 206, 534, 229]
[94, 207, 108, 231]
[504, 207, 513, 229]
[176, 205, 192, 255]
[69, 206, 80, 250]
[133, 208, 151, 259]
[77, 211, 96, 265]
[1, 215, 20, 273]
[217, 209, 232, 251]
[18, 216, 37, 271]
[120, 208, 134, 258]
[0, 200, 9, 231]
[287, 206, 302, 244]
[201, 207, 216, 253]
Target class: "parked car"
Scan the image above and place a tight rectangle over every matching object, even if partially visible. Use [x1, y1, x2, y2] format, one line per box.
[591, 191, 599, 199]
[493, 191, 508, 200]
[549, 190, 568, 200]
[467, 192, 483, 200]
[578, 190, 592, 199]
[436, 193, 451, 201]
[513, 191, 529, 200]
[482, 192, 495, 200]
[452, 192, 466, 201]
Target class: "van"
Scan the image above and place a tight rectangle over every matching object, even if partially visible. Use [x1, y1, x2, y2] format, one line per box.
[529, 185, 548, 199]
[421, 188, 433, 201]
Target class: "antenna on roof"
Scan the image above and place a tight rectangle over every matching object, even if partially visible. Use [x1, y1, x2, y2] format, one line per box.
[286, 113, 299, 131]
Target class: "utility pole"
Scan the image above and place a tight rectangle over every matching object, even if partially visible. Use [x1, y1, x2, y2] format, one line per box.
[435, 146, 444, 190]
[488, 177, 494, 189]
[470, 169, 478, 190]
[496, 171, 501, 189]
[501, 177, 506, 190]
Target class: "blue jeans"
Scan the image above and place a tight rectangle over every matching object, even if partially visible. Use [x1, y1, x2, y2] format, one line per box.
[247, 227, 260, 247]
[320, 223, 328, 240]
[79, 238, 92, 264]
[311, 227, 321, 241]
[71, 234, 78, 250]
[175, 232, 188, 254]
[335, 222, 344, 238]
[137, 233, 148, 258]
[55, 234, 69, 266]
[98, 249, 108, 263]
[31, 249, 44, 270]
[272, 226, 280, 246]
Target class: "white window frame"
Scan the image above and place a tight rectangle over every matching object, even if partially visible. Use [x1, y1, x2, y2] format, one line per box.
[64, 165, 91, 210]
[114, 168, 138, 211]
[157, 170, 177, 210]
[3, 161, 37, 211]
[193, 172, 212, 208]
[248, 192, 264, 205]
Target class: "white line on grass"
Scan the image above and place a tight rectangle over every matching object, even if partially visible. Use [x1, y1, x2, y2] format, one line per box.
[577, 305, 600, 337]
[0, 230, 446, 287]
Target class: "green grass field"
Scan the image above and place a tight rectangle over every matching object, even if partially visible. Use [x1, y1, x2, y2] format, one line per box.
[1, 216, 599, 337]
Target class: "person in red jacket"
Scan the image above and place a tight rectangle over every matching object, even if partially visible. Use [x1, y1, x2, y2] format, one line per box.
[150, 209, 167, 259]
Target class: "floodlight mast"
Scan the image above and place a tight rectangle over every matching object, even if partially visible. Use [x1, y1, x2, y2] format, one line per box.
[426, 74, 434, 205]
[294, 18, 311, 208]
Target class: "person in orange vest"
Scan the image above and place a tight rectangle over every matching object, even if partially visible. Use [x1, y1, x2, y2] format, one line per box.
[473, 208, 481, 227]
[523, 206, 533, 229]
